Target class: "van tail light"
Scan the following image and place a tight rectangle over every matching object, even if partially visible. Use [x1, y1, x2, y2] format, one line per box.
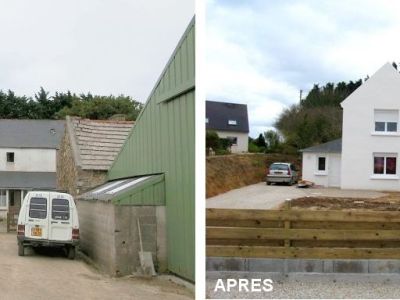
[72, 228, 79, 240]
[17, 225, 25, 236]
[288, 167, 292, 176]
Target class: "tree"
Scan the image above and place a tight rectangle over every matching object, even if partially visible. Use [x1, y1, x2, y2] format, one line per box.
[264, 130, 281, 153]
[206, 130, 220, 150]
[255, 133, 266, 148]
[275, 80, 362, 152]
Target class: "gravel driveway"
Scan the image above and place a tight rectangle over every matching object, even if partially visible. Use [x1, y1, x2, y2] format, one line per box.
[207, 272, 400, 298]
[0, 233, 193, 300]
[206, 182, 386, 209]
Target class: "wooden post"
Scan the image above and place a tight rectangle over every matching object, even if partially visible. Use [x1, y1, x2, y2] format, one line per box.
[283, 200, 291, 248]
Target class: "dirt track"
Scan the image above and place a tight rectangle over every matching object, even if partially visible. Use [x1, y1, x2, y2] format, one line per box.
[0, 234, 193, 300]
[289, 192, 400, 210]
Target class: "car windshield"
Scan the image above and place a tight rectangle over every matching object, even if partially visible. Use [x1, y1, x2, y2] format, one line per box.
[270, 164, 288, 171]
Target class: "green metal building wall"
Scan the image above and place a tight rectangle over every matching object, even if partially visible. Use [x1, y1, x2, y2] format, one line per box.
[108, 18, 195, 281]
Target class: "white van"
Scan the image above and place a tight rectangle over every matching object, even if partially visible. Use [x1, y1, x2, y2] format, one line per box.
[17, 191, 79, 259]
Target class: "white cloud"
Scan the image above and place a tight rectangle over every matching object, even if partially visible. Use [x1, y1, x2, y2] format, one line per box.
[206, 0, 400, 136]
[0, 0, 194, 102]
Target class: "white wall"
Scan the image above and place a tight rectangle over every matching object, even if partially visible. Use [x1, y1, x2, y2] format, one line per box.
[302, 152, 341, 187]
[341, 63, 400, 190]
[0, 148, 56, 172]
[216, 131, 248, 153]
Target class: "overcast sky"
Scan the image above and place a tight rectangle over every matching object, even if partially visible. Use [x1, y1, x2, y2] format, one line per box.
[0, 0, 193, 103]
[206, 0, 400, 137]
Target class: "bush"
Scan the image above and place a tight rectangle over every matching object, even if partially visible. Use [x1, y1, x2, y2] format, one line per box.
[248, 142, 260, 153]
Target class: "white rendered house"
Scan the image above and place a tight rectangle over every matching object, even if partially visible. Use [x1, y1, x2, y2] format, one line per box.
[206, 100, 249, 153]
[0, 120, 65, 217]
[301, 62, 400, 190]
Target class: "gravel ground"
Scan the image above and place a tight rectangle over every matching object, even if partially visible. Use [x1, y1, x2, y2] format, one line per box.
[206, 183, 385, 209]
[206, 272, 400, 299]
[0, 233, 193, 300]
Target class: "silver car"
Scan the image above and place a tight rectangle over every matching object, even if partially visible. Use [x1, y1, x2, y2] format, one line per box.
[266, 162, 298, 185]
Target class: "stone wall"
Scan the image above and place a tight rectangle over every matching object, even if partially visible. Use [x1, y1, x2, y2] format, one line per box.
[78, 200, 167, 277]
[76, 169, 107, 195]
[57, 130, 79, 196]
[57, 127, 107, 196]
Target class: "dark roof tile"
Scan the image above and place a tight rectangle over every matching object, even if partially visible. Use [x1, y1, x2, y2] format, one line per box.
[206, 100, 249, 133]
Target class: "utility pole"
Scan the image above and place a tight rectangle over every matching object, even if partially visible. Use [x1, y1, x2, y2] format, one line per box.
[299, 89, 303, 102]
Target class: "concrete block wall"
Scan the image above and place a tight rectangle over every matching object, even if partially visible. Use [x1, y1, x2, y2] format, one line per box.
[78, 200, 167, 277]
[207, 257, 400, 274]
[77, 200, 117, 275]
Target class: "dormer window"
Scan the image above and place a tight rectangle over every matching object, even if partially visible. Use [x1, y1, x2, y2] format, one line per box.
[374, 109, 398, 132]
[228, 120, 237, 125]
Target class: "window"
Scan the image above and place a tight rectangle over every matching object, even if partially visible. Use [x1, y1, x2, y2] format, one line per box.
[29, 197, 47, 219]
[52, 199, 69, 220]
[374, 110, 398, 132]
[374, 154, 397, 175]
[6, 152, 14, 163]
[227, 136, 238, 145]
[0, 190, 6, 208]
[205, 118, 209, 124]
[318, 157, 326, 171]
[228, 120, 237, 125]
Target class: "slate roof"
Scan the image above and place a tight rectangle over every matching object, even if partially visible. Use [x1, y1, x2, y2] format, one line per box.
[0, 172, 56, 189]
[300, 138, 342, 153]
[0, 119, 65, 149]
[206, 100, 249, 133]
[67, 116, 134, 171]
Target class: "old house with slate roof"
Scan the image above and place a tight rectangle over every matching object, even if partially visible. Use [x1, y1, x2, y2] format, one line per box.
[0, 119, 65, 218]
[56, 116, 134, 196]
[206, 100, 249, 153]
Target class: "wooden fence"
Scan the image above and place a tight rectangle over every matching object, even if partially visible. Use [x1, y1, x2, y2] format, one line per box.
[206, 203, 400, 259]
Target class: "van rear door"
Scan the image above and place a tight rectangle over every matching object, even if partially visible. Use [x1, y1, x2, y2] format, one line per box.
[25, 192, 50, 240]
[48, 192, 72, 241]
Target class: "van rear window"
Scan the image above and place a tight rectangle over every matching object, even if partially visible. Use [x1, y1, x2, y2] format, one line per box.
[52, 199, 69, 220]
[29, 198, 47, 219]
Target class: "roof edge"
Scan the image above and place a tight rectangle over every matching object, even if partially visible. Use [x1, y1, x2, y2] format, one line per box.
[108, 16, 195, 177]
[300, 138, 342, 153]
[66, 116, 82, 167]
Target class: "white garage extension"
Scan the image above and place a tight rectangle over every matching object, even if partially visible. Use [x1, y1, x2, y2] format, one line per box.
[301, 139, 342, 187]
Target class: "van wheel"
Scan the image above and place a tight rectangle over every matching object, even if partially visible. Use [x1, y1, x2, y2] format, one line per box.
[266, 181, 271, 185]
[18, 243, 24, 256]
[67, 246, 76, 260]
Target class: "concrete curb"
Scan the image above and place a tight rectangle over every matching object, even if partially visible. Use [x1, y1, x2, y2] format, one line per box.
[207, 257, 400, 274]
[206, 271, 400, 284]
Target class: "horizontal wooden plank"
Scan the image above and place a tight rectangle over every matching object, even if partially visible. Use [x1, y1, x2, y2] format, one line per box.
[292, 240, 400, 248]
[206, 208, 400, 223]
[292, 221, 400, 230]
[207, 245, 400, 259]
[207, 220, 283, 228]
[207, 239, 283, 246]
[206, 227, 400, 241]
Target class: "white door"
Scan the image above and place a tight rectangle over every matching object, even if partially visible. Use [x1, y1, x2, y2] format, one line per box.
[48, 192, 72, 241]
[25, 192, 50, 240]
[328, 154, 341, 187]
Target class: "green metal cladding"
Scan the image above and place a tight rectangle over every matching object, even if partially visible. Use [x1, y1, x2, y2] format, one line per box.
[108, 18, 195, 281]
[112, 174, 165, 206]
